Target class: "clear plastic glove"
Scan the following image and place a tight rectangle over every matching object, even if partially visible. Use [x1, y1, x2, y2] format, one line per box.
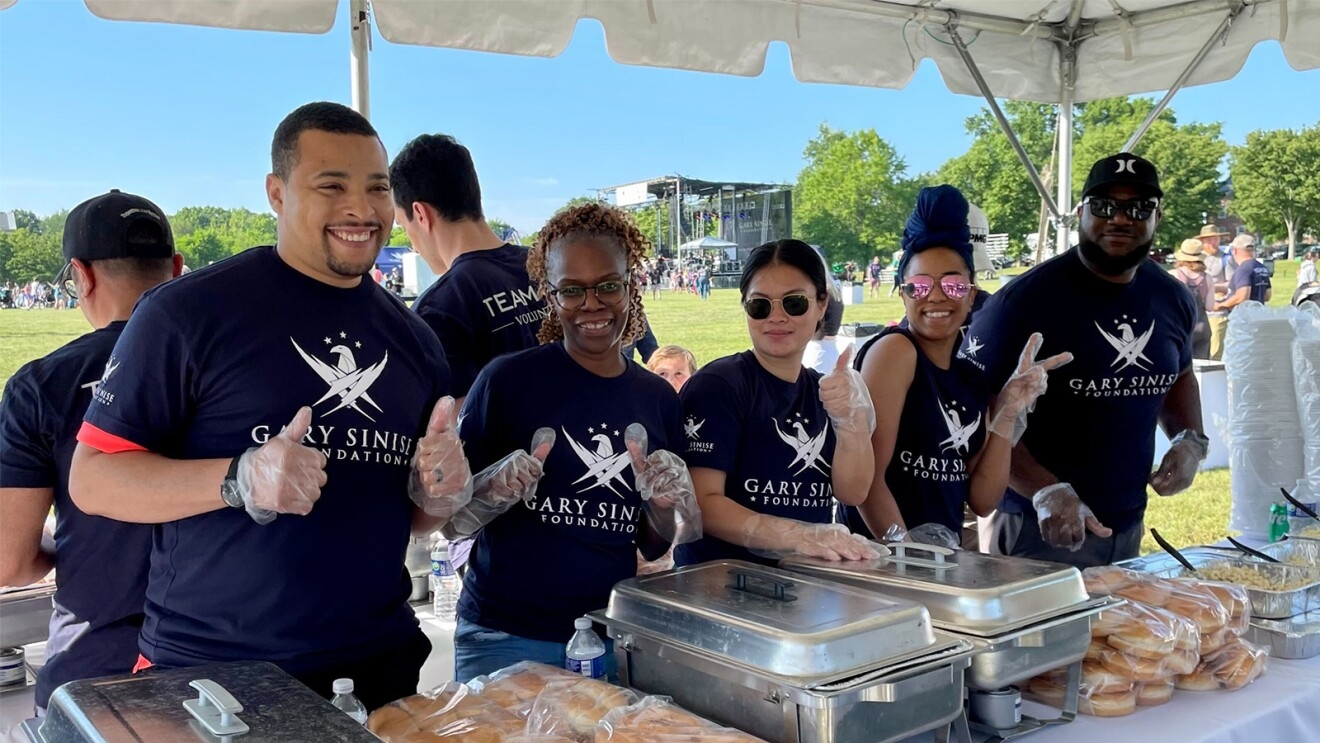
[742, 514, 889, 561]
[408, 397, 475, 519]
[624, 423, 702, 545]
[444, 429, 555, 538]
[884, 522, 962, 550]
[1149, 430, 1209, 496]
[1032, 483, 1113, 552]
[989, 333, 1073, 445]
[819, 346, 876, 435]
[235, 406, 327, 525]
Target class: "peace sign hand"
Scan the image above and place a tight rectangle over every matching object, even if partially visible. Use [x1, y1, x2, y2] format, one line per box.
[989, 333, 1072, 444]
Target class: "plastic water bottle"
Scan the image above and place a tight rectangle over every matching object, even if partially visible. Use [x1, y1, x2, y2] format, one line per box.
[1288, 479, 1318, 535]
[565, 616, 606, 679]
[330, 678, 368, 725]
[430, 537, 459, 624]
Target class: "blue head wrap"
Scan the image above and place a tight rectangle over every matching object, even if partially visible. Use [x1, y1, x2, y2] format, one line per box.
[897, 185, 974, 280]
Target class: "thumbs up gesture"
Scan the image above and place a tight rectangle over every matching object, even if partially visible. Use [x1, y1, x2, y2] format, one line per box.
[818, 347, 875, 435]
[625, 423, 702, 545]
[409, 396, 475, 519]
[238, 406, 328, 522]
[475, 428, 556, 504]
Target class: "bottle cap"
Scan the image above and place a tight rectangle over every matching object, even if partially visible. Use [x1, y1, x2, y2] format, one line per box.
[333, 678, 354, 694]
[574, 617, 592, 630]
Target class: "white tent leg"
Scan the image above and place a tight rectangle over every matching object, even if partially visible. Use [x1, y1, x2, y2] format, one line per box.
[1122, 6, 1242, 152]
[1055, 68, 1075, 256]
[350, 0, 371, 119]
[945, 22, 1061, 222]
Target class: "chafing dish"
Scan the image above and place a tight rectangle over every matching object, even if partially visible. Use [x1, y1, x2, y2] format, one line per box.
[1247, 608, 1320, 659]
[781, 544, 1115, 740]
[36, 661, 380, 742]
[1118, 548, 1320, 619]
[0, 584, 54, 649]
[1254, 539, 1320, 573]
[593, 560, 978, 743]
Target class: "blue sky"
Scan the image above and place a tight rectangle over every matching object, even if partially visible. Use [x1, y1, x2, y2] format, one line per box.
[1, 0, 1317, 234]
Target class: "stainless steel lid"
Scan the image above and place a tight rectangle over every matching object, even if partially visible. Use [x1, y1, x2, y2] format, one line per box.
[604, 560, 937, 678]
[780, 543, 1090, 636]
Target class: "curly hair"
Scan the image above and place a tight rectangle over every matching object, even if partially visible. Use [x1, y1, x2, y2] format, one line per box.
[527, 202, 651, 346]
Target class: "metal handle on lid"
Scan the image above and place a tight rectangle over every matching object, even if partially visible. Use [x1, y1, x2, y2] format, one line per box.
[183, 679, 250, 736]
[727, 570, 798, 602]
[887, 542, 958, 570]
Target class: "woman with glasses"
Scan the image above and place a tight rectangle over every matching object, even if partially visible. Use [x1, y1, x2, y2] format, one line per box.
[674, 239, 882, 567]
[450, 202, 697, 682]
[842, 186, 1070, 543]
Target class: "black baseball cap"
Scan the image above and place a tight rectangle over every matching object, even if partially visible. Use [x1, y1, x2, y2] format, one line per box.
[1081, 153, 1164, 200]
[62, 189, 175, 263]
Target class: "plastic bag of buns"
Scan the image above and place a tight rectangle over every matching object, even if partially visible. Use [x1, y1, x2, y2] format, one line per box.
[1092, 601, 1197, 675]
[368, 682, 526, 743]
[1171, 578, 1252, 635]
[1175, 636, 1269, 692]
[594, 697, 768, 742]
[526, 677, 641, 742]
[1026, 668, 1136, 718]
[470, 661, 583, 717]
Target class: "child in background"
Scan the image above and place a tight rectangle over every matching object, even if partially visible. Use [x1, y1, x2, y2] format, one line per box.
[646, 345, 698, 394]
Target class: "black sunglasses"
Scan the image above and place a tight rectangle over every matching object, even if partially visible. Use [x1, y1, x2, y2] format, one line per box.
[1084, 196, 1159, 221]
[743, 294, 810, 320]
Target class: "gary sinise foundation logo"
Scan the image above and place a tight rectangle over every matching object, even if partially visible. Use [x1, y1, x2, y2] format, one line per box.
[248, 331, 414, 466]
[1069, 314, 1178, 398]
[742, 411, 834, 510]
[524, 422, 639, 535]
[86, 357, 120, 404]
[897, 398, 976, 483]
[685, 415, 714, 454]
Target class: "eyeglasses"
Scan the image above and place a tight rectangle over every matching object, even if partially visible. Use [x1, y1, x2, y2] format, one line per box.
[55, 261, 80, 299]
[900, 275, 972, 301]
[743, 294, 811, 320]
[544, 278, 629, 310]
[1084, 196, 1159, 221]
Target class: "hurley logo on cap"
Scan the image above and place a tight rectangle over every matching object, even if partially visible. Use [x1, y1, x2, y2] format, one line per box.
[1081, 153, 1164, 200]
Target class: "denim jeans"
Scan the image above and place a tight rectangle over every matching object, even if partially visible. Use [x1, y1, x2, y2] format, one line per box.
[453, 617, 616, 683]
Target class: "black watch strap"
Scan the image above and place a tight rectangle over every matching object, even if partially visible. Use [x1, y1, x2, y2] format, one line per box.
[220, 456, 244, 508]
[226, 455, 242, 481]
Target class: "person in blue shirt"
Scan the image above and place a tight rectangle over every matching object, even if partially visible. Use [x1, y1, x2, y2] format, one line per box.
[839, 186, 1068, 543]
[450, 202, 698, 682]
[0, 190, 182, 715]
[967, 153, 1209, 567]
[67, 103, 475, 711]
[1214, 234, 1273, 313]
[675, 239, 880, 567]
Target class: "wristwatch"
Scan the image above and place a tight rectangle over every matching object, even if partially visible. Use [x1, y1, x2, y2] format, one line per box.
[220, 456, 244, 508]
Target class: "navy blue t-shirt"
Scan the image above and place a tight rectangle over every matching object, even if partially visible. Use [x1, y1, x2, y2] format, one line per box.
[456, 343, 683, 643]
[1228, 257, 1271, 306]
[963, 248, 1196, 531]
[674, 351, 838, 567]
[413, 243, 548, 397]
[0, 322, 150, 708]
[841, 327, 988, 537]
[79, 247, 450, 675]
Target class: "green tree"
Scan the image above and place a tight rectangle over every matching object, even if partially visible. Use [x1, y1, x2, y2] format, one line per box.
[175, 228, 230, 268]
[794, 124, 916, 266]
[1072, 98, 1227, 249]
[11, 209, 43, 234]
[938, 102, 1060, 258]
[388, 226, 411, 247]
[487, 218, 517, 243]
[1, 228, 62, 283]
[1228, 125, 1320, 259]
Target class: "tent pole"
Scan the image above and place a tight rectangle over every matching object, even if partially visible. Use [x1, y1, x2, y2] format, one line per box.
[1055, 43, 1076, 256]
[1122, 7, 1242, 152]
[945, 22, 1060, 222]
[350, 0, 371, 118]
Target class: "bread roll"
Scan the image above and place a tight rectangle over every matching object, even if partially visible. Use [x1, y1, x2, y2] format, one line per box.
[1115, 580, 1171, 607]
[1167, 648, 1199, 676]
[1135, 679, 1174, 706]
[1078, 691, 1137, 717]
[1083, 566, 1136, 595]
[1175, 668, 1221, 691]
[1106, 625, 1175, 660]
[1081, 661, 1136, 694]
[1085, 638, 1109, 662]
[1097, 648, 1168, 683]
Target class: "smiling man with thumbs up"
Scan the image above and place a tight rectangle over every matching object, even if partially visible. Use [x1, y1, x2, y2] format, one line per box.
[67, 102, 466, 710]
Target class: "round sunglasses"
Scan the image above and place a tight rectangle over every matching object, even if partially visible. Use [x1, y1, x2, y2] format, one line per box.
[900, 275, 973, 301]
[743, 294, 810, 320]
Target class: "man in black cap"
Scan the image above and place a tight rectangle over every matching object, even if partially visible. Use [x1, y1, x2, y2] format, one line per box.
[962, 153, 1209, 567]
[0, 190, 181, 715]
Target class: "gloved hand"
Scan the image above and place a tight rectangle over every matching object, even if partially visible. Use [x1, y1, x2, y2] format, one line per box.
[883, 522, 962, 550]
[989, 333, 1072, 445]
[409, 397, 475, 519]
[625, 423, 702, 545]
[444, 429, 554, 538]
[235, 406, 327, 525]
[1032, 483, 1113, 552]
[1149, 430, 1209, 496]
[742, 514, 890, 561]
[819, 346, 876, 435]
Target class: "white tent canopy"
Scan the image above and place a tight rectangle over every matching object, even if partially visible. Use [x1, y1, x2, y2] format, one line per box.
[10, 0, 1317, 246]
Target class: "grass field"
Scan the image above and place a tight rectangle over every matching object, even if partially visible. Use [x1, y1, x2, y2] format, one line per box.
[2, 255, 1302, 554]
